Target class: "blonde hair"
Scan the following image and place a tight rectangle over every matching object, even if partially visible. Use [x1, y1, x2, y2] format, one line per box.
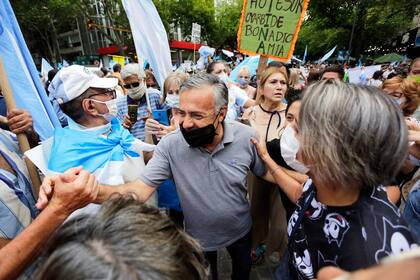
[162, 72, 189, 102]
[256, 67, 288, 104]
[382, 76, 420, 117]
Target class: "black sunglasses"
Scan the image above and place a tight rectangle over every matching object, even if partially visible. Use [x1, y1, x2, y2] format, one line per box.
[123, 82, 140, 89]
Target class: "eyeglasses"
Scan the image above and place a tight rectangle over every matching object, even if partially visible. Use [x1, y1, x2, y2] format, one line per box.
[123, 82, 140, 89]
[87, 89, 116, 99]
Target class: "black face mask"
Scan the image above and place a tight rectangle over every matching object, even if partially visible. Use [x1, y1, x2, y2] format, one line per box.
[180, 113, 221, 147]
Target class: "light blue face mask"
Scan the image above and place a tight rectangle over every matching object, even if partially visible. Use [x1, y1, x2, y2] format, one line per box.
[394, 98, 402, 105]
[66, 116, 111, 135]
[239, 78, 249, 87]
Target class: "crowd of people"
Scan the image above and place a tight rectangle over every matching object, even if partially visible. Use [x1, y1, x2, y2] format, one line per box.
[0, 54, 420, 280]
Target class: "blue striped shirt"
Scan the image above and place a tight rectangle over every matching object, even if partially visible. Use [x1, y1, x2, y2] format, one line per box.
[0, 129, 37, 240]
[116, 90, 163, 141]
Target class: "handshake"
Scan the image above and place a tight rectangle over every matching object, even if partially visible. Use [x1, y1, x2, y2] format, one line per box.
[36, 166, 99, 217]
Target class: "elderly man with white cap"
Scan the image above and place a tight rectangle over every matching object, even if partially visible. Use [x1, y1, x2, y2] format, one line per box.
[117, 63, 164, 141]
[37, 65, 156, 216]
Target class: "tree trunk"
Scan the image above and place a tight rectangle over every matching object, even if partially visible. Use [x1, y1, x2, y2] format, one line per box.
[352, 0, 367, 58]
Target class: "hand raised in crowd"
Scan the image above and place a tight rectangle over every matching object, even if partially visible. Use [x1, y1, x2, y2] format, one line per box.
[145, 118, 173, 138]
[7, 108, 33, 134]
[406, 118, 420, 160]
[36, 166, 99, 215]
[122, 110, 152, 130]
[122, 113, 134, 129]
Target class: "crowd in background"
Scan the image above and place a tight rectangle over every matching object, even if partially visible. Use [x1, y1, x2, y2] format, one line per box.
[0, 53, 420, 280]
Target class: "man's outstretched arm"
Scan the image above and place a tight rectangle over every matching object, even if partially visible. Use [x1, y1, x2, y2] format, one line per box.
[0, 167, 98, 280]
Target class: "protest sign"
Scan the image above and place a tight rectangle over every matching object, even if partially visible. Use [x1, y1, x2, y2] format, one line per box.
[191, 23, 201, 44]
[111, 55, 126, 66]
[237, 0, 309, 61]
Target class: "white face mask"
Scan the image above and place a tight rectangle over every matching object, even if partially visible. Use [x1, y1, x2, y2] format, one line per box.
[166, 94, 180, 108]
[90, 98, 119, 123]
[127, 81, 147, 100]
[217, 73, 229, 85]
[280, 125, 309, 174]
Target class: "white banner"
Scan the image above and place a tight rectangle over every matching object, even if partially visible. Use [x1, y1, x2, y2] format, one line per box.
[122, 0, 172, 89]
[347, 65, 381, 85]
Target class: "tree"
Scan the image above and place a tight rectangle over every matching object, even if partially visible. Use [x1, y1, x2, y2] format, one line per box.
[77, 0, 133, 55]
[11, 0, 80, 64]
[295, 0, 419, 60]
[211, 0, 243, 49]
[153, 0, 216, 44]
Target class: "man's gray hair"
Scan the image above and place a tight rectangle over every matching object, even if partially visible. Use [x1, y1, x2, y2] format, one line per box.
[299, 79, 408, 188]
[179, 73, 228, 112]
[36, 195, 207, 280]
[120, 63, 146, 80]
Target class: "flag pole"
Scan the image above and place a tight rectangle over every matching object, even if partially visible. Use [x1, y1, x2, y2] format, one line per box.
[256, 55, 268, 80]
[0, 58, 41, 198]
[255, 55, 268, 101]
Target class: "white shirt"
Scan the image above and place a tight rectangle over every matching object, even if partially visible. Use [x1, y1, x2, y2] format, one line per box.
[226, 85, 249, 121]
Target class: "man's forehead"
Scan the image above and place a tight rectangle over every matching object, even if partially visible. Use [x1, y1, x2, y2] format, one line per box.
[179, 86, 215, 111]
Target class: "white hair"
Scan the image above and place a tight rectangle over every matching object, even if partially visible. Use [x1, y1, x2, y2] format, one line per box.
[121, 63, 145, 80]
[300, 80, 408, 188]
[179, 73, 228, 112]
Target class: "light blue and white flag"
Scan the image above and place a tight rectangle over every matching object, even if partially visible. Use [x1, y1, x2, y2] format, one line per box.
[318, 45, 337, 64]
[122, 0, 172, 89]
[229, 55, 278, 83]
[292, 56, 302, 63]
[0, 1, 60, 140]
[41, 58, 53, 80]
[229, 56, 261, 83]
[302, 45, 307, 64]
[62, 59, 70, 67]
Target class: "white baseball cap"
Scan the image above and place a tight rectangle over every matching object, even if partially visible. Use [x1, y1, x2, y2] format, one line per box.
[48, 65, 118, 104]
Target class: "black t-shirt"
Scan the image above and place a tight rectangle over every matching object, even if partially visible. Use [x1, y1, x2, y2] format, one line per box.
[288, 180, 417, 280]
[267, 138, 296, 221]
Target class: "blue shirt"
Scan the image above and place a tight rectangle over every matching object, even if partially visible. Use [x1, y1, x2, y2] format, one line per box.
[157, 179, 182, 212]
[0, 129, 38, 239]
[116, 90, 162, 141]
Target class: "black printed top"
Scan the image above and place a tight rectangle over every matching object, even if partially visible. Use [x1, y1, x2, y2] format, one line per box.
[288, 180, 418, 280]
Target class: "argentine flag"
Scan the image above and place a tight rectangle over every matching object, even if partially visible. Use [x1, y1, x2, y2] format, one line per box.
[122, 0, 172, 89]
[0, 1, 60, 140]
[25, 118, 156, 216]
